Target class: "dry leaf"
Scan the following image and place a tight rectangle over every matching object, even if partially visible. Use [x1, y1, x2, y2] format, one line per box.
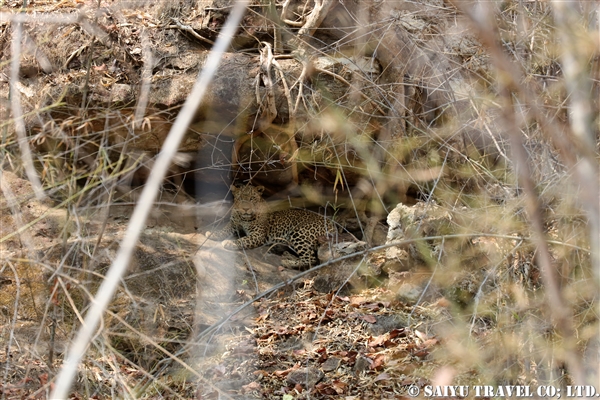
[361, 314, 377, 324]
[369, 334, 387, 347]
[350, 296, 366, 306]
[374, 372, 391, 382]
[421, 338, 438, 348]
[370, 354, 386, 370]
[242, 381, 261, 393]
[332, 380, 347, 393]
[414, 329, 429, 341]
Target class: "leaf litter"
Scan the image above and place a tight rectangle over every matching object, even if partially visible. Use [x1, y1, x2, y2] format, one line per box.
[195, 282, 445, 399]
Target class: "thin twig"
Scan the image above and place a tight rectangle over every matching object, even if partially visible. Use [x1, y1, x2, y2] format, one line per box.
[50, 1, 250, 398]
[9, 20, 45, 200]
[169, 18, 215, 46]
[189, 232, 588, 348]
[134, 29, 154, 128]
[454, 0, 589, 387]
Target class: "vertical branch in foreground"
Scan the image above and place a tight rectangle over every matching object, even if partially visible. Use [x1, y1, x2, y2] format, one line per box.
[454, 0, 588, 387]
[9, 16, 45, 200]
[551, 1, 600, 349]
[49, 1, 250, 398]
[134, 28, 154, 128]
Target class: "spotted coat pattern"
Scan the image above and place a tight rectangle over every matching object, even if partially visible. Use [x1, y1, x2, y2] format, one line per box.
[208, 185, 336, 269]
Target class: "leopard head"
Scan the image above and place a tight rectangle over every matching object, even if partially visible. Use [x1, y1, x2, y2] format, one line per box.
[230, 185, 267, 222]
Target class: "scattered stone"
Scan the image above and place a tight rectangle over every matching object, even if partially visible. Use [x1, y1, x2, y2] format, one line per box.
[313, 240, 369, 293]
[279, 336, 305, 351]
[353, 355, 372, 373]
[317, 240, 367, 263]
[395, 282, 423, 305]
[286, 367, 324, 389]
[214, 379, 248, 392]
[367, 314, 409, 336]
[384, 202, 452, 271]
[321, 356, 341, 372]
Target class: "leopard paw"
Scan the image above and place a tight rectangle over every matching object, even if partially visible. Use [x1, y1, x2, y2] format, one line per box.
[222, 239, 239, 250]
[281, 252, 309, 269]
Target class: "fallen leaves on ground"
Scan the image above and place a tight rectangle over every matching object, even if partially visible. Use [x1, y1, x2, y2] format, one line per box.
[197, 283, 441, 398]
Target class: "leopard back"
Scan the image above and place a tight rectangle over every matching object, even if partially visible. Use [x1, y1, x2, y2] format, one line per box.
[267, 209, 337, 268]
[217, 184, 337, 269]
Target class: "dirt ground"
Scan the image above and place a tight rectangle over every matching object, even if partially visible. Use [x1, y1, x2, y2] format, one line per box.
[0, 169, 453, 399]
[1, 0, 596, 398]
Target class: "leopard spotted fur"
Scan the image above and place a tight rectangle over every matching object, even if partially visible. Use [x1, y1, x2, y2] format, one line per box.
[208, 185, 336, 269]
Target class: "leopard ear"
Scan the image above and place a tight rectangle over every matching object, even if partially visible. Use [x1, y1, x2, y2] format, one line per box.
[230, 185, 238, 194]
[255, 185, 265, 194]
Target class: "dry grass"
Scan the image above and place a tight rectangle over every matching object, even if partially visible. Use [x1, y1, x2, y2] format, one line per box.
[0, 0, 598, 398]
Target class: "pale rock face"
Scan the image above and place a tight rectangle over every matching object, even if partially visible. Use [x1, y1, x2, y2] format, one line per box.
[384, 202, 452, 272]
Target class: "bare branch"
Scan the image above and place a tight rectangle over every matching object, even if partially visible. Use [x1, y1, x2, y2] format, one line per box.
[50, 1, 250, 398]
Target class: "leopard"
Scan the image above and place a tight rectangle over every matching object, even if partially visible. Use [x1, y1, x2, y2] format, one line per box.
[207, 185, 337, 269]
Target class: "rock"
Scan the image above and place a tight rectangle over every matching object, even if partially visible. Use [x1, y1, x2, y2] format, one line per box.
[353, 355, 371, 373]
[384, 202, 452, 271]
[395, 282, 423, 305]
[313, 240, 368, 293]
[317, 240, 367, 263]
[286, 367, 324, 389]
[367, 314, 409, 336]
[321, 357, 341, 372]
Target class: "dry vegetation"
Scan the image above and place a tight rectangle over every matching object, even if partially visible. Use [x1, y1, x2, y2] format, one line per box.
[0, 0, 599, 398]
